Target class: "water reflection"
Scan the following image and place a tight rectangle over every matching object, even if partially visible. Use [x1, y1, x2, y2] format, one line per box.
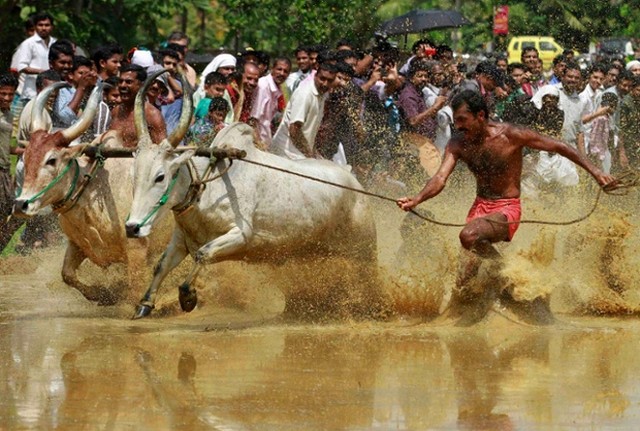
[1, 319, 640, 429]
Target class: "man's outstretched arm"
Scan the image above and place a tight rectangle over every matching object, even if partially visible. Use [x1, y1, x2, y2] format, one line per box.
[508, 126, 615, 187]
[397, 144, 458, 211]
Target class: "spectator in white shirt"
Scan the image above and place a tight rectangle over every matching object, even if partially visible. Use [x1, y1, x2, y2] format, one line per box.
[12, 12, 57, 103]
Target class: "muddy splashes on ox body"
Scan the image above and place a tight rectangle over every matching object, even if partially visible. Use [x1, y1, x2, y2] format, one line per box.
[3, 169, 640, 429]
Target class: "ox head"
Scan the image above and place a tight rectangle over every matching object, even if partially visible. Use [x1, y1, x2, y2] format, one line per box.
[14, 82, 104, 217]
[125, 68, 193, 238]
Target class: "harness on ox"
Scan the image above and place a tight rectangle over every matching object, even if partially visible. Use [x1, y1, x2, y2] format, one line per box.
[125, 152, 236, 233]
[22, 148, 106, 214]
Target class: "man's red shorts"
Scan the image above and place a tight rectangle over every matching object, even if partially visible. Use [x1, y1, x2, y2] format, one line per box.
[465, 197, 522, 241]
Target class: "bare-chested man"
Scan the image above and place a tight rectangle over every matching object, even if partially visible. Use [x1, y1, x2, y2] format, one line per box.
[397, 90, 615, 324]
[109, 63, 165, 148]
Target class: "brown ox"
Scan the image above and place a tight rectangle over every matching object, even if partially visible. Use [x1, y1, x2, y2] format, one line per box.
[13, 81, 190, 305]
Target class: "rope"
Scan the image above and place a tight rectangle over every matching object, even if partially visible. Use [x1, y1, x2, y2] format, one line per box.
[234, 157, 639, 228]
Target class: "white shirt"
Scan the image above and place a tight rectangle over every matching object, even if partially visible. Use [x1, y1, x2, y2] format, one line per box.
[558, 86, 586, 147]
[250, 74, 282, 145]
[422, 84, 440, 107]
[580, 84, 603, 151]
[285, 69, 310, 95]
[534, 84, 584, 147]
[12, 34, 56, 100]
[271, 80, 326, 160]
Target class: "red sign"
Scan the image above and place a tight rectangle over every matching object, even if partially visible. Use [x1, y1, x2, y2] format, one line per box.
[493, 5, 509, 36]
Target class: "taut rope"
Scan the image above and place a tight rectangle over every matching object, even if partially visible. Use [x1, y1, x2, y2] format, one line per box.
[235, 157, 639, 227]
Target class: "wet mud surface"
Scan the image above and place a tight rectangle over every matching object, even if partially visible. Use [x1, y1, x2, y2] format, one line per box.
[3, 179, 640, 429]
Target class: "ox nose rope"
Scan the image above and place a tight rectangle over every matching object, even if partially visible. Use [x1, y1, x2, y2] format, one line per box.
[127, 171, 180, 230]
[233, 157, 638, 228]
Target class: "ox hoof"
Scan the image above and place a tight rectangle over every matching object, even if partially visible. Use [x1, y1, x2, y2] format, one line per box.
[132, 304, 154, 320]
[179, 284, 198, 313]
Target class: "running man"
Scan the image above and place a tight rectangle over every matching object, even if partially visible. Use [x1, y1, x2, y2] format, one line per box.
[396, 90, 615, 323]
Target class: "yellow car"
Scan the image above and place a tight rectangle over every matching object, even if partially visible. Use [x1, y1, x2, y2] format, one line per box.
[507, 36, 565, 69]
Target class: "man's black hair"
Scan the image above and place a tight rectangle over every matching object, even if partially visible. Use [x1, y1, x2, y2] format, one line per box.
[552, 54, 566, 66]
[336, 50, 357, 62]
[159, 49, 180, 62]
[507, 62, 527, 74]
[92, 44, 122, 71]
[24, 16, 35, 31]
[168, 31, 190, 44]
[588, 63, 608, 76]
[619, 69, 634, 82]
[335, 38, 355, 49]
[318, 62, 338, 74]
[294, 45, 311, 56]
[521, 46, 539, 58]
[564, 60, 580, 73]
[411, 38, 434, 53]
[32, 12, 54, 25]
[0, 73, 19, 89]
[310, 44, 329, 54]
[48, 40, 74, 63]
[255, 51, 270, 67]
[71, 55, 93, 73]
[436, 45, 453, 59]
[208, 96, 229, 113]
[104, 75, 119, 89]
[272, 56, 291, 68]
[204, 71, 227, 86]
[36, 69, 61, 91]
[407, 59, 430, 78]
[316, 50, 337, 65]
[475, 61, 505, 86]
[120, 63, 147, 82]
[166, 43, 185, 56]
[335, 61, 355, 77]
[451, 89, 489, 119]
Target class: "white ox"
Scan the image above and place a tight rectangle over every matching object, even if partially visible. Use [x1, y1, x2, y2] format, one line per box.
[13, 81, 188, 305]
[125, 103, 380, 319]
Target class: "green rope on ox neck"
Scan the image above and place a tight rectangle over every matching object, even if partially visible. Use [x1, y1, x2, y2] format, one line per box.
[127, 171, 180, 230]
[25, 158, 80, 205]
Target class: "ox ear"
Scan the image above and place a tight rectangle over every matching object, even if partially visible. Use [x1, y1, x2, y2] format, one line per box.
[168, 150, 195, 173]
[60, 144, 86, 162]
[64, 144, 88, 158]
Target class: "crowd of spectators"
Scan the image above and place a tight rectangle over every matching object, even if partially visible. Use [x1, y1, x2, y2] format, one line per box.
[3, 11, 640, 252]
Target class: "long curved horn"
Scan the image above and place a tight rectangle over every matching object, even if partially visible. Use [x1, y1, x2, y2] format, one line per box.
[167, 68, 194, 148]
[61, 82, 104, 143]
[31, 81, 69, 133]
[135, 68, 168, 148]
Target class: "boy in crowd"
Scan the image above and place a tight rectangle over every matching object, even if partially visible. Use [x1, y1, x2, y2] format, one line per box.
[187, 96, 229, 145]
[194, 71, 228, 120]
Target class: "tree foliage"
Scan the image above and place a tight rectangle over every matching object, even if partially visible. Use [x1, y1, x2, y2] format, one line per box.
[2, 0, 640, 72]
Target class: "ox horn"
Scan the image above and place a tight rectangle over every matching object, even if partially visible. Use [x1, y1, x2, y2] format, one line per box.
[61, 82, 105, 143]
[166, 68, 194, 148]
[31, 81, 70, 133]
[135, 67, 167, 148]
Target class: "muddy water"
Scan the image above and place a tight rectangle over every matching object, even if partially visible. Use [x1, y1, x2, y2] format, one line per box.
[3, 174, 640, 430]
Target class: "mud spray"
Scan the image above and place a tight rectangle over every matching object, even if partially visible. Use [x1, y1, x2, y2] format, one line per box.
[2, 162, 639, 323]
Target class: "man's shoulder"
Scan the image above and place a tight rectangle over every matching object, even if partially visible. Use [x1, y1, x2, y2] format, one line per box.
[397, 83, 419, 102]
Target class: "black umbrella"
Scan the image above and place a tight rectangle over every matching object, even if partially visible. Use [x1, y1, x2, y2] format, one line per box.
[379, 9, 471, 36]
